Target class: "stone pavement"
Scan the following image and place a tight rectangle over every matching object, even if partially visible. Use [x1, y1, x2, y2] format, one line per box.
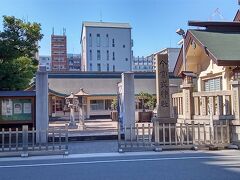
[49, 118, 118, 137]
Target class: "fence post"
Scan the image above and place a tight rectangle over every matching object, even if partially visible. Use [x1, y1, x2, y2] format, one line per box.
[220, 121, 223, 144]
[198, 123, 200, 145]
[169, 124, 172, 145]
[203, 123, 206, 144]
[16, 128, 19, 151]
[154, 120, 159, 146]
[9, 128, 12, 151]
[136, 124, 139, 147]
[226, 120, 230, 143]
[186, 124, 189, 145]
[21, 125, 29, 157]
[180, 123, 183, 145]
[65, 124, 68, 154]
[2, 128, 4, 152]
[163, 123, 166, 146]
[192, 121, 195, 145]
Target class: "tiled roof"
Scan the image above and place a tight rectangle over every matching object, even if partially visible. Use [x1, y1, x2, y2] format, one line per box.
[190, 29, 240, 61]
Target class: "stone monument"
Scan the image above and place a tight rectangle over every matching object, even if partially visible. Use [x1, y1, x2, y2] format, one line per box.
[152, 53, 176, 145]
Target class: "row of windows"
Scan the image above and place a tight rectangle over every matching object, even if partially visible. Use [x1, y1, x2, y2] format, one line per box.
[89, 63, 115, 72]
[90, 99, 112, 111]
[89, 33, 125, 48]
[53, 51, 66, 55]
[90, 50, 114, 61]
[52, 57, 65, 62]
[52, 65, 66, 69]
[89, 50, 128, 61]
[52, 38, 65, 42]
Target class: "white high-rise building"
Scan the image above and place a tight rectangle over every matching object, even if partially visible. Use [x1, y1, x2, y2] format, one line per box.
[81, 21, 133, 72]
[39, 55, 51, 71]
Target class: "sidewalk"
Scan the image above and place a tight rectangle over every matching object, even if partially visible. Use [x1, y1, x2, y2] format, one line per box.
[68, 140, 118, 154]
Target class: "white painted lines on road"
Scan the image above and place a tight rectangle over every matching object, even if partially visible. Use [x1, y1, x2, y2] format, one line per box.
[0, 155, 240, 169]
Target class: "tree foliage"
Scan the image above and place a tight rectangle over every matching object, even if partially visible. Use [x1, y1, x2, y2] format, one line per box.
[0, 16, 43, 90]
[137, 91, 156, 111]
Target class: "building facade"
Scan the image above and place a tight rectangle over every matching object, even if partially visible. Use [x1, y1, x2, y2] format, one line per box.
[81, 21, 133, 72]
[51, 34, 68, 71]
[132, 56, 154, 72]
[172, 14, 240, 141]
[152, 48, 180, 72]
[67, 54, 81, 71]
[48, 72, 181, 118]
[39, 55, 51, 71]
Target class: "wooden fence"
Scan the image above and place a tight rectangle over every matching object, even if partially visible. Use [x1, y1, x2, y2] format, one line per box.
[0, 125, 68, 157]
[118, 121, 230, 152]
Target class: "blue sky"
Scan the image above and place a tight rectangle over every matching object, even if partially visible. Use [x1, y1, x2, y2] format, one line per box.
[0, 0, 239, 57]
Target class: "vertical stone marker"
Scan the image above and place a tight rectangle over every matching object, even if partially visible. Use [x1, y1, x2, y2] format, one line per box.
[156, 53, 170, 118]
[152, 53, 176, 146]
[121, 72, 136, 140]
[36, 65, 49, 143]
[153, 53, 176, 122]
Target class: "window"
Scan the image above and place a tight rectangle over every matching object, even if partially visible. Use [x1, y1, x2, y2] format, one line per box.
[90, 63, 92, 71]
[97, 63, 101, 71]
[89, 33, 92, 47]
[112, 52, 115, 60]
[106, 34, 109, 47]
[113, 65, 115, 72]
[97, 34, 100, 47]
[107, 50, 109, 60]
[112, 39, 115, 47]
[107, 64, 109, 71]
[97, 50, 101, 60]
[123, 44, 125, 48]
[233, 67, 240, 80]
[204, 77, 222, 91]
[90, 50, 92, 60]
[125, 58, 128, 61]
[90, 100, 104, 110]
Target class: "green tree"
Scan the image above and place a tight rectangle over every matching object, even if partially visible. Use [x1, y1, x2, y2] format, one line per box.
[137, 91, 156, 111]
[0, 16, 43, 90]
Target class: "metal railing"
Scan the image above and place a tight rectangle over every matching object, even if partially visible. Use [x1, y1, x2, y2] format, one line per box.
[0, 125, 68, 156]
[118, 121, 230, 152]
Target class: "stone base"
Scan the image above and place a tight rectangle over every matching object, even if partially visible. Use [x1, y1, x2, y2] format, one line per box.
[152, 117, 177, 124]
[78, 124, 86, 130]
[68, 122, 78, 129]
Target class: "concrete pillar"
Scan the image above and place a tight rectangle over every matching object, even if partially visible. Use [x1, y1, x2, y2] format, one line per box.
[121, 72, 135, 140]
[36, 65, 49, 143]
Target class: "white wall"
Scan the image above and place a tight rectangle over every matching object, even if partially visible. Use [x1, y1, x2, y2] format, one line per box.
[82, 26, 132, 72]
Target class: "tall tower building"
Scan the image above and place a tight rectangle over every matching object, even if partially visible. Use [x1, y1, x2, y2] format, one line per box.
[51, 30, 68, 71]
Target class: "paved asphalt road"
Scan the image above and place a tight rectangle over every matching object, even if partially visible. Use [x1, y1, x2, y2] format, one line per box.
[0, 150, 240, 180]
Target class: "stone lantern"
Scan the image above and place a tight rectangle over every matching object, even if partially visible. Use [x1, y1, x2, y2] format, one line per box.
[75, 88, 89, 130]
[65, 92, 79, 128]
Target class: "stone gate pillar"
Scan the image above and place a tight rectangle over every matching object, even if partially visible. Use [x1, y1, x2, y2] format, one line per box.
[36, 65, 49, 143]
[121, 72, 135, 140]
